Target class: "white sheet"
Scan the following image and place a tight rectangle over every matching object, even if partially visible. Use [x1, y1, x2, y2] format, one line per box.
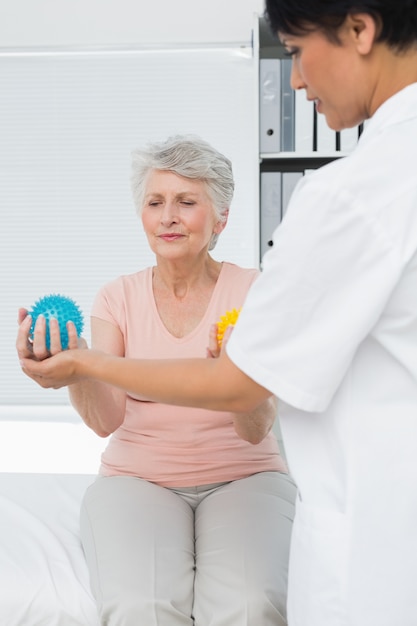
[0, 412, 107, 625]
[0, 473, 99, 625]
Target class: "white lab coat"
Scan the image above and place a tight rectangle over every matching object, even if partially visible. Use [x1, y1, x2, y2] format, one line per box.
[228, 83, 417, 626]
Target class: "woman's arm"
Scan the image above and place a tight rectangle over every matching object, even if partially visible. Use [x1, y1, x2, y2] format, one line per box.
[207, 323, 275, 444]
[68, 317, 127, 437]
[232, 396, 276, 445]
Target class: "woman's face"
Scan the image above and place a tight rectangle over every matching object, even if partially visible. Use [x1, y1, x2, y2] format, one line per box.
[281, 18, 372, 130]
[141, 169, 225, 262]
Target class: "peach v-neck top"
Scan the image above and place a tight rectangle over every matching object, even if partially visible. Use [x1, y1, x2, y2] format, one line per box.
[92, 262, 286, 486]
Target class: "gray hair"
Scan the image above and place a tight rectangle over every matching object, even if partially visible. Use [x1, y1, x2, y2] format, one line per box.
[131, 135, 234, 250]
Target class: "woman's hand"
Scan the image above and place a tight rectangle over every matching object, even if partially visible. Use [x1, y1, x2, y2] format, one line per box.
[16, 306, 88, 389]
[206, 323, 233, 359]
[16, 307, 86, 361]
[206, 321, 275, 444]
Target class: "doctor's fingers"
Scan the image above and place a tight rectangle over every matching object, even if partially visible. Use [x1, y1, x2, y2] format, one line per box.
[20, 352, 77, 389]
[19, 361, 63, 389]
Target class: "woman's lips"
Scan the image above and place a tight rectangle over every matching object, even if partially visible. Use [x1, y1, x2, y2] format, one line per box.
[158, 233, 184, 241]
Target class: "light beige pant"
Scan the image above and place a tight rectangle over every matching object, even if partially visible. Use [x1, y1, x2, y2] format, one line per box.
[80, 471, 296, 626]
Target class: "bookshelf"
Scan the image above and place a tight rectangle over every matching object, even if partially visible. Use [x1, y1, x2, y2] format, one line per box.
[256, 15, 362, 260]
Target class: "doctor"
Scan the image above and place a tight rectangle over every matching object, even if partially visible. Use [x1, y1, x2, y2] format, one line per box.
[18, 0, 417, 625]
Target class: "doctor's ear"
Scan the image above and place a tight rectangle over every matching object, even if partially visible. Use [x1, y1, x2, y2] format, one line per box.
[346, 13, 380, 55]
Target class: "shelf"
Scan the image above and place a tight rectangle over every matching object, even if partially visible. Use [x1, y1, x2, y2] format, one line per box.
[260, 154, 342, 173]
[260, 151, 348, 160]
[256, 14, 356, 262]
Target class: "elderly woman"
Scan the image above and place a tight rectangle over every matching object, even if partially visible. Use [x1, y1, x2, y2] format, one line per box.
[19, 135, 296, 626]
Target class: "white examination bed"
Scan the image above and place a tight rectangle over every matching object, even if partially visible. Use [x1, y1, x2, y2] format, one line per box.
[0, 408, 289, 625]
[0, 409, 107, 625]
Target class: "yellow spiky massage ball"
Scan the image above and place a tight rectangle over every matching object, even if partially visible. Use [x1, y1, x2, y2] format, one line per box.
[217, 308, 241, 346]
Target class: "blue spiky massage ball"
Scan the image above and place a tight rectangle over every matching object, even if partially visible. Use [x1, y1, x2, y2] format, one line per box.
[29, 294, 84, 350]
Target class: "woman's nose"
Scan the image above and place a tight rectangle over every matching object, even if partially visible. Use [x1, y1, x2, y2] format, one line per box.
[160, 202, 179, 224]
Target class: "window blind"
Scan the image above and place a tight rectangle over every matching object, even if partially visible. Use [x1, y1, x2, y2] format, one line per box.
[0, 46, 258, 408]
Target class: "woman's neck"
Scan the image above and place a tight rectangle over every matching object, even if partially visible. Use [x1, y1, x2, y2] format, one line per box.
[153, 256, 222, 301]
[151, 257, 223, 337]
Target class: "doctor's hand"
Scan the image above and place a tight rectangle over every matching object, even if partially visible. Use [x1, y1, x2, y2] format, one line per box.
[18, 346, 96, 390]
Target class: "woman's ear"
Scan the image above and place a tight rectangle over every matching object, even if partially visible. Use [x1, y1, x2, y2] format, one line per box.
[213, 209, 229, 235]
[346, 13, 380, 55]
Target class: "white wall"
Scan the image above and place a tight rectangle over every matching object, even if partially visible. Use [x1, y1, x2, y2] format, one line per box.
[0, 0, 265, 47]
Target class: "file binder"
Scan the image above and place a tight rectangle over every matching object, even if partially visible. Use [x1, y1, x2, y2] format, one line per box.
[260, 171, 282, 258]
[259, 58, 281, 153]
[281, 59, 295, 151]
